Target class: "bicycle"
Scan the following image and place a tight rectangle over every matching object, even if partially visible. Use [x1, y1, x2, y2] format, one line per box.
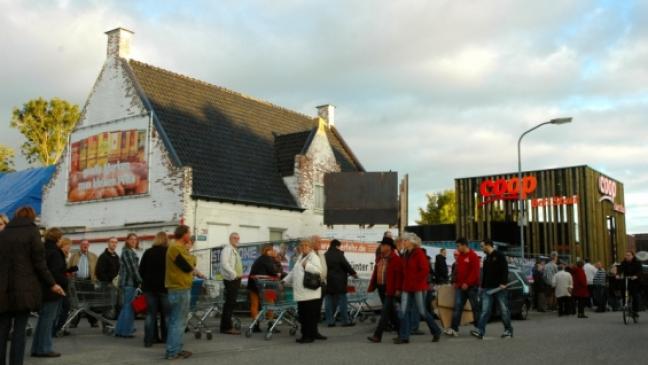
[621, 276, 639, 325]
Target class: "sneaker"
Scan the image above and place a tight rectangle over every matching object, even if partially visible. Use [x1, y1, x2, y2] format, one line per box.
[367, 336, 381, 343]
[179, 351, 192, 359]
[432, 334, 441, 343]
[444, 328, 458, 337]
[470, 330, 483, 340]
[501, 331, 513, 339]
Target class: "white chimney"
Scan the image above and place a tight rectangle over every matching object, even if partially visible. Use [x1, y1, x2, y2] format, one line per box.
[105, 27, 134, 60]
[316, 104, 335, 127]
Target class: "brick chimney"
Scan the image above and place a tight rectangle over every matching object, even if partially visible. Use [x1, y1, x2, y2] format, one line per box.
[316, 104, 335, 127]
[105, 27, 134, 60]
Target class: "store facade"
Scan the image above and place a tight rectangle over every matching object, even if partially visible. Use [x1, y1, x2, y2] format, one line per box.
[455, 165, 627, 265]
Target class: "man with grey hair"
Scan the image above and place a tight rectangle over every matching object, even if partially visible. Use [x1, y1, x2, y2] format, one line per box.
[220, 232, 242, 335]
[544, 252, 559, 311]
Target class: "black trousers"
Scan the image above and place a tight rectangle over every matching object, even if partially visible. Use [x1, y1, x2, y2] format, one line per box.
[373, 294, 399, 340]
[220, 279, 240, 332]
[0, 311, 29, 365]
[577, 297, 587, 316]
[298, 299, 321, 340]
[557, 296, 571, 316]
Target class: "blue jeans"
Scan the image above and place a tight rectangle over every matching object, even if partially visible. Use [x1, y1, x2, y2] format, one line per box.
[0, 311, 30, 365]
[324, 294, 350, 325]
[398, 291, 441, 340]
[31, 299, 61, 355]
[166, 289, 191, 358]
[115, 286, 137, 336]
[451, 287, 479, 331]
[476, 289, 513, 336]
[145, 292, 170, 346]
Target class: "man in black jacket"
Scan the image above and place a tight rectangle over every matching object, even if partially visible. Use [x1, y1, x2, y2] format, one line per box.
[95, 237, 120, 319]
[324, 240, 358, 327]
[471, 239, 513, 339]
[435, 249, 449, 284]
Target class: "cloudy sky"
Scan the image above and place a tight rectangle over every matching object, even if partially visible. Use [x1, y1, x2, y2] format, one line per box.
[1, 0, 647, 232]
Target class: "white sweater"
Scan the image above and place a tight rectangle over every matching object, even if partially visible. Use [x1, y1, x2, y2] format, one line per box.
[283, 252, 322, 302]
[553, 271, 573, 298]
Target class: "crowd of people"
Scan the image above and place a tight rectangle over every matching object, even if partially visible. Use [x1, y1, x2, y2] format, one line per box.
[1, 206, 645, 364]
[532, 250, 644, 318]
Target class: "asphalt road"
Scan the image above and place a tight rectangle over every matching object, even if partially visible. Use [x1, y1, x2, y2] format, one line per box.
[22, 310, 648, 365]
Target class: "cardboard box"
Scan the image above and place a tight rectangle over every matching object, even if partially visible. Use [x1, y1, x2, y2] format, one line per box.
[435, 284, 474, 328]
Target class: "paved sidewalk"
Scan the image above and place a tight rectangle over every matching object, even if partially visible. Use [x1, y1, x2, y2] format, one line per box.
[23, 311, 648, 365]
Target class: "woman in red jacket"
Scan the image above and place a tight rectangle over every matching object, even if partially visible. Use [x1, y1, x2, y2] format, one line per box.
[367, 238, 402, 343]
[393, 233, 442, 344]
[572, 261, 590, 318]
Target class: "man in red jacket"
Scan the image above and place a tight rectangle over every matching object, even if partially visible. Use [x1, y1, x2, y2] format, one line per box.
[445, 238, 481, 337]
[367, 238, 402, 343]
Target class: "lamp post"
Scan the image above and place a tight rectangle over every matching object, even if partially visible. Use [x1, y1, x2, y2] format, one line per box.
[517, 117, 572, 258]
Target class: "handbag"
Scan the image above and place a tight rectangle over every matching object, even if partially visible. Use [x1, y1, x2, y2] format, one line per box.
[131, 292, 148, 314]
[301, 256, 321, 290]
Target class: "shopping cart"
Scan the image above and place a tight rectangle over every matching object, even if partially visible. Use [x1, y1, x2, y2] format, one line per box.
[187, 279, 243, 340]
[245, 278, 299, 340]
[59, 279, 116, 336]
[346, 278, 375, 323]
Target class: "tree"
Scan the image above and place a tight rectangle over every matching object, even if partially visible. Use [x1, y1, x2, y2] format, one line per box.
[417, 189, 456, 225]
[0, 144, 15, 172]
[11, 97, 80, 166]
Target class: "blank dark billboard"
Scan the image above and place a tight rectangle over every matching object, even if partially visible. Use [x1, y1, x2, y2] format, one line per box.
[324, 172, 398, 225]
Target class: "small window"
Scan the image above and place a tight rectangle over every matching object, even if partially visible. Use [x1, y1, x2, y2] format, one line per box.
[269, 229, 284, 242]
[314, 184, 325, 212]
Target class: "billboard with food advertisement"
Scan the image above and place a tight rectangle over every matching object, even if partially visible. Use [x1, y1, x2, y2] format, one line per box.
[68, 129, 149, 203]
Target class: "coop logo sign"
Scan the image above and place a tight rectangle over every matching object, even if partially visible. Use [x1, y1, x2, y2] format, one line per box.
[598, 176, 617, 203]
[479, 176, 537, 206]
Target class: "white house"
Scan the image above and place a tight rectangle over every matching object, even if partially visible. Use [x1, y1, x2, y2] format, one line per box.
[41, 28, 391, 272]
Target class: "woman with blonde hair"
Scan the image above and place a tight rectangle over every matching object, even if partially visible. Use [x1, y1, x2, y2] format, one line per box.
[283, 239, 324, 343]
[115, 233, 142, 338]
[138, 232, 170, 346]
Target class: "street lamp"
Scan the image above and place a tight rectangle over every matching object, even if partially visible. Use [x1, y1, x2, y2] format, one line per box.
[517, 117, 572, 258]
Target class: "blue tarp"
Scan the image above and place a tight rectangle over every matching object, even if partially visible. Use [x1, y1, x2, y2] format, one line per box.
[0, 166, 56, 217]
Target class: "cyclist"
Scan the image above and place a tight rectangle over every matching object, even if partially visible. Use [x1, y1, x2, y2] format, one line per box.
[618, 251, 643, 318]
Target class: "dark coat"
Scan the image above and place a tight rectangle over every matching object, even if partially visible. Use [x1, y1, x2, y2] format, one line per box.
[369, 250, 403, 296]
[620, 258, 643, 291]
[481, 249, 509, 289]
[434, 254, 449, 283]
[42, 239, 69, 302]
[247, 255, 280, 292]
[139, 245, 168, 294]
[96, 248, 120, 283]
[0, 217, 56, 313]
[325, 246, 357, 295]
[402, 247, 430, 292]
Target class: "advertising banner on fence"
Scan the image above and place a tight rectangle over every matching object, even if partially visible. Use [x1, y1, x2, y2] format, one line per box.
[68, 129, 149, 203]
[209, 239, 379, 281]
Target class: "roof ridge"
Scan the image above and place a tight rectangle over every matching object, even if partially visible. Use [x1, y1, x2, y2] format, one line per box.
[128, 59, 315, 121]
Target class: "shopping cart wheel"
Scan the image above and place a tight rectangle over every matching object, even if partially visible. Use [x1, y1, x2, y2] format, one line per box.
[289, 327, 297, 336]
[264, 332, 273, 341]
[206, 332, 213, 340]
[194, 331, 202, 340]
[358, 313, 367, 322]
[245, 328, 253, 338]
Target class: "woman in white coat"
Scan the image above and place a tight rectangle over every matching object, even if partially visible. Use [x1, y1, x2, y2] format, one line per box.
[283, 239, 324, 343]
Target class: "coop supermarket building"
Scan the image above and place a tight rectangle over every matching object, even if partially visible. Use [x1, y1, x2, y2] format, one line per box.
[455, 165, 627, 265]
